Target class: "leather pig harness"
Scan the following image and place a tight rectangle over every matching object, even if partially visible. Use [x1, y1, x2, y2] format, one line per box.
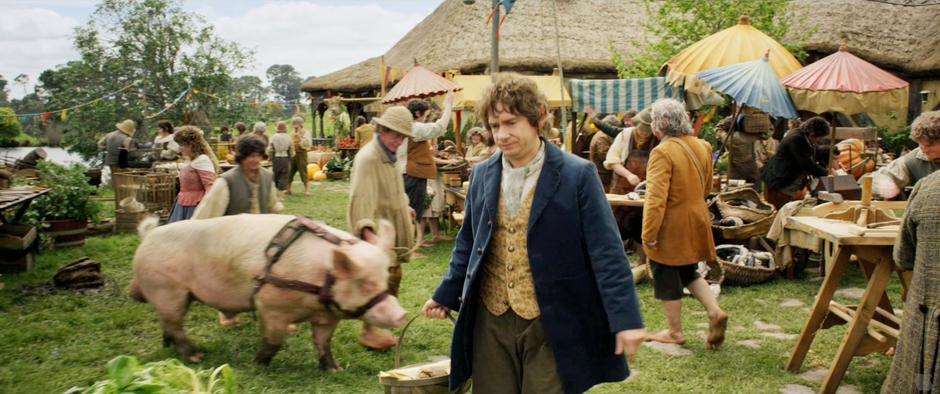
[252, 216, 390, 319]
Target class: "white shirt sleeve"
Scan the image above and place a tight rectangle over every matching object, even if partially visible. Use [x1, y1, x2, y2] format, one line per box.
[189, 154, 215, 172]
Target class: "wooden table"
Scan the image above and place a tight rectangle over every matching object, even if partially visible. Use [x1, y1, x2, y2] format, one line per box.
[784, 216, 910, 394]
[443, 187, 466, 227]
[605, 193, 644, 207]
[0, 188, 50, 225]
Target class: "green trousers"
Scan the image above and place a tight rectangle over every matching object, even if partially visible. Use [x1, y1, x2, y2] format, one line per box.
[471, 305, 563, 393]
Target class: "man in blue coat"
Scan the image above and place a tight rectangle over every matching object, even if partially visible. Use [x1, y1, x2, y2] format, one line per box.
[422, 73, 646, 393]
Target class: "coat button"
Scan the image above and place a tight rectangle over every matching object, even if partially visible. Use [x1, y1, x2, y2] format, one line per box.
[509, 227, 516, 234]
[508, 282, 515, 289]
[507, 264, 514, 271]
[508, 245, 515, 252]
[487, 220, 493, 226]
[476, 248, 483, 255]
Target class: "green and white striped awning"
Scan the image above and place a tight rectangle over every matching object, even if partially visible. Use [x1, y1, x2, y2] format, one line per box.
[568, 77, 682, 113]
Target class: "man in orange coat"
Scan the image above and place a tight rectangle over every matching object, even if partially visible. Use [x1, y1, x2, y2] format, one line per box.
[642, 98, 729, 350]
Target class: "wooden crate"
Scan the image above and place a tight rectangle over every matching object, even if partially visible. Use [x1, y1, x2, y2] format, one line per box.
[115, 210, 150, 233]
[113, 171, 176, 216]
[0, 224, 37, 273]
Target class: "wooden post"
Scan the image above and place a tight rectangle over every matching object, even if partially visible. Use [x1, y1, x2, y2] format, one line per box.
[454, 110, 462, 153]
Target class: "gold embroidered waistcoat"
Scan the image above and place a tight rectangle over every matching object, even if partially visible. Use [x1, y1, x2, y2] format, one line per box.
[479, 189, 540, 319]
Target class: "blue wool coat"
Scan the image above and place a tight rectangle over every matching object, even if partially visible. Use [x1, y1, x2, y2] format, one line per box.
[432, 141, 644, 394]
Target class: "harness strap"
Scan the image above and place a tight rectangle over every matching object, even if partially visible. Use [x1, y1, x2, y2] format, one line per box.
[252, 216, 384, 319]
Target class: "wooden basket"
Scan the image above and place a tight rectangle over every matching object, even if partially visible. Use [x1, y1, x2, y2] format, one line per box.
[112, 171, 176, 215]
[715, 245, 776, 286]
[708, 198, 774, 242]
[379, 315, 468, 394]
[715, 188, 775, 223]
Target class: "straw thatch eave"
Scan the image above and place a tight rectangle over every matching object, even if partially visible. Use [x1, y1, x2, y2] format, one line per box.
[790, 0, 940, 76]
[302, 0, 648, 95]
[302, 0, 940, 96]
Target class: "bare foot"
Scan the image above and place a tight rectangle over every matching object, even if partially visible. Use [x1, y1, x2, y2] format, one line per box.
[303, 192, 311, 196]
[359, 328, 397, 352]
[218, 312, 240, 327]
[286, 324, 298, 334]
[420, 240, 436, 248]
[706, 312, 729, 350]
[411, 251, 428, 260]
[646, 329, 686, 345]
[431, 235, 453, 242]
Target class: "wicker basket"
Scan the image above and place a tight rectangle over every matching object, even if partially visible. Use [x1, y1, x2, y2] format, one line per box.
[708, 199, 774, 241]
[715, 245, 776, 285]
[112, 171, 176, 215]
[715, 188, 775, 223]
[115, 210, 150, 233]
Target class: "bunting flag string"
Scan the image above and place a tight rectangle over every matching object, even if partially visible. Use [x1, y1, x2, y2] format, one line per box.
[0, 81, 140, 118]
[143, 86, 191, 119]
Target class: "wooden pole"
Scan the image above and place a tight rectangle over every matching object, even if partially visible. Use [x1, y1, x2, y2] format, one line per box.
[550, 0, 568, 152]
[454, 110, 463, 153]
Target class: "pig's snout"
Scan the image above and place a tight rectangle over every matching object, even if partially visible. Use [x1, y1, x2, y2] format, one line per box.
[363, 295, 408, 328]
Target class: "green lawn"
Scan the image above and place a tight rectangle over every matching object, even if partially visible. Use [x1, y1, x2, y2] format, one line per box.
[0, 179, 899, 393]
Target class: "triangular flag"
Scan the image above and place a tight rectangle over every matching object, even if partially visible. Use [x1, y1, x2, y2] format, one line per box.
[502, 0, 515, 14]
[61, 110, 68, 122]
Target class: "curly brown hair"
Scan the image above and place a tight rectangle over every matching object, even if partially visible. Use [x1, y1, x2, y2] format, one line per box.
[911, 110, 940, 143]
[476, 73, 547, 133]
[173, 125, 210, 158]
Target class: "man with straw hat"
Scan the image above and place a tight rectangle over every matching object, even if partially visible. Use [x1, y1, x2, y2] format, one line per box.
[348, 105, 417, 351]
[97, 119, 139, 183]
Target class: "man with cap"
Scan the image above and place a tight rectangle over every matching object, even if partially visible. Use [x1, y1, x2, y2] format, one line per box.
[98, 119, 139, 181]
[348, 105, 417, 351]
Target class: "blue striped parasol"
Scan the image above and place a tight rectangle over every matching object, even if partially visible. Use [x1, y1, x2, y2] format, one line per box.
[697, 55, 799, 119]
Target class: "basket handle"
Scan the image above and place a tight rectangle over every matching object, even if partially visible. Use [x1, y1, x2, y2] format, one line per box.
[394, 313, 455, 369]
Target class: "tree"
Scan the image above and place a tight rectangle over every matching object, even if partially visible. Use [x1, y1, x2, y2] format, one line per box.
[266, 64, 302, 102]
[40, 0, 254, 158]
[231, 75, 268, 102]
[0, 107, 24, 146]
[610, 0, 808, 78]
[0, 75, 9, 105]
[13, 74, 29, 97]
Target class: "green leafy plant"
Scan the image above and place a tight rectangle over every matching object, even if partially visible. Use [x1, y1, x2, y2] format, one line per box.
[324, 155, 353, 173]
[63, 355, 235, 394]
[27, 160, 101, 224]
[0, 107, 24, 146]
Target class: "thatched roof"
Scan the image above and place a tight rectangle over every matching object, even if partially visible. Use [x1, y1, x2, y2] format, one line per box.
[302, 0, 940, 95]
[792, 0, 940, 77]
[302, 0, 648, 94]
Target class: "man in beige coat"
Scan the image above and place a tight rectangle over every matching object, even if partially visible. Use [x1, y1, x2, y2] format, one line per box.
[642, 98, 728, 350]
[348, 106, 416, 351]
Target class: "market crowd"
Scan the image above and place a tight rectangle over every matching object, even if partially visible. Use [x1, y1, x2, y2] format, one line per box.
[97, 71, 940, 393]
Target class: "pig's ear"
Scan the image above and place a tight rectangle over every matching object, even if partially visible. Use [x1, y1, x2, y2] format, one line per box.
[333, 248, 360, 279]
[371, 219, 396, 252]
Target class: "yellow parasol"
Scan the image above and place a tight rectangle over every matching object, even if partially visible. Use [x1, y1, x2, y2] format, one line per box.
[451, 75, 571, 110]
[663, 15, 802, 94]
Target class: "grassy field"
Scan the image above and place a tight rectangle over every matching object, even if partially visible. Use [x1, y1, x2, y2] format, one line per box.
[0, 179, 900, 393]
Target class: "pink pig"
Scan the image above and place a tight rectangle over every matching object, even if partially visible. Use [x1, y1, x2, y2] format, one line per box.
[129, 214, 407, 370]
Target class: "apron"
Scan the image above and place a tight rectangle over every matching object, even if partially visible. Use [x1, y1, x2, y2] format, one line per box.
[609, 137, 658, 195]
[610, 136, 658, 242]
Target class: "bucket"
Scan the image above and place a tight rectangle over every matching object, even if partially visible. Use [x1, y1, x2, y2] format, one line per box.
[378, 315, 469, 394]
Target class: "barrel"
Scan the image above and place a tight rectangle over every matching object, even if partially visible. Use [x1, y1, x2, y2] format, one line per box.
[46, 219, 88, 248]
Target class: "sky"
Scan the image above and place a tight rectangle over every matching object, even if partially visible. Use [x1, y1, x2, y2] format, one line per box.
[0, 0, 441, 99]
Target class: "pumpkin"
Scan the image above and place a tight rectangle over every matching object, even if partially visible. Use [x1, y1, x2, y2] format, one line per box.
[307, 163, 321, 180]
[313, 171, 327, 182]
